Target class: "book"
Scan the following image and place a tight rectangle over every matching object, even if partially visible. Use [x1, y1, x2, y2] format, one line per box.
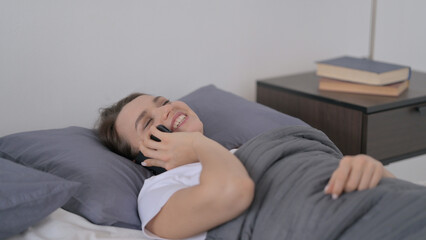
[318, 78, 409, 97]
[316, 56, 411, 85]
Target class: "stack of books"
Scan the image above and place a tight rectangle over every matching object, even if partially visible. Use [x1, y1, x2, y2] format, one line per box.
[316, 56, 411, 97]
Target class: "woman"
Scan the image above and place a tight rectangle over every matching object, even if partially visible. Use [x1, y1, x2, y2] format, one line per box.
[97, 93, 395, 240]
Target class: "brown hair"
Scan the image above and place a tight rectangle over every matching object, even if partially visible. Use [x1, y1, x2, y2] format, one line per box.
[96, 93, 145, 159]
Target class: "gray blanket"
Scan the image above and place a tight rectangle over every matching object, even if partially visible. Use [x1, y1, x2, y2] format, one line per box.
[206, 126, 426, 240]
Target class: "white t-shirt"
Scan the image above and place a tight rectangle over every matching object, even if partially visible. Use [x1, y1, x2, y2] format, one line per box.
[138, 163, 205, 240]
[137, 149, 238, 240]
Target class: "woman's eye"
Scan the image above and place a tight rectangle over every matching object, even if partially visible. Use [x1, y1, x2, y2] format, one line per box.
[144, 119, 152, 129]
[162, 100, 170, 106]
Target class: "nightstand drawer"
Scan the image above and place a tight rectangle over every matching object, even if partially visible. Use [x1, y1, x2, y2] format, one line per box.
[257, 71, 426, 164]
[366, 104, 426, 160]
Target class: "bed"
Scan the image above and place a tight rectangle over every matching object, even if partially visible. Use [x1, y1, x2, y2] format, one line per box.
[6, 208, 147, 240]
[2, 85, 426, 240]
[1, 85, 307, 240]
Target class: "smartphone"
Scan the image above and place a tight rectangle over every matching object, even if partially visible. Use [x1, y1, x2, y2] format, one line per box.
[135, 125, 171, 175]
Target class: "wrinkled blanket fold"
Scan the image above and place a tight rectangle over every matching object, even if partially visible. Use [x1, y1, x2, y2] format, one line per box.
[206, 126, 426, 240]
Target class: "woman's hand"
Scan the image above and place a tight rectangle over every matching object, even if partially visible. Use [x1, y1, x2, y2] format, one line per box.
[324, 154, 395, 199]
[138, 126, 202, 170]
[140, 126, 253, 239]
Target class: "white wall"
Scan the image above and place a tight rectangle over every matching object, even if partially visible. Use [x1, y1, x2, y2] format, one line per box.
[0, 0, 425, 137]
[374, 0, 426, 70]
[1, 0, 372, 136]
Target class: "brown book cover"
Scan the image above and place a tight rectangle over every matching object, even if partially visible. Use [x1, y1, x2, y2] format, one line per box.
[318, 78, 409, 97]
[316, 56, 411, 85]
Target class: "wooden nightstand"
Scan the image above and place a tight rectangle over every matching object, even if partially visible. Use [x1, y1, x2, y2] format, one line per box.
[257, 71, 426, 165]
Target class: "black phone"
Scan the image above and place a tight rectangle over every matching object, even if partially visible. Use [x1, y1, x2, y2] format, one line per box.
[135, 125, 171, 175]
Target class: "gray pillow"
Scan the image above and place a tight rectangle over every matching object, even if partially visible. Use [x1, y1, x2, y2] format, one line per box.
[180, 84, 308, 149]
[0, 157, 80, 239]
[0, 127, 153, 230]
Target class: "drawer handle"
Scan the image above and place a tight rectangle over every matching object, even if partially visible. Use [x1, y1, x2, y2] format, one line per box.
[417, 106, 426, 115]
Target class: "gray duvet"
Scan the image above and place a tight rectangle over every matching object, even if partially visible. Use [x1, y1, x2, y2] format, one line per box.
[206, 126, 426, 240]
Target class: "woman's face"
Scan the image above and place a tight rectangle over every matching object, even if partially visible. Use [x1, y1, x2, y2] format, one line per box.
[115, 95, 203, 152]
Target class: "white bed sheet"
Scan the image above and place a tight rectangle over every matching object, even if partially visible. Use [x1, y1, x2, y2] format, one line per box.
[8, 183, 424, 240]
[7, 208, 149, 240]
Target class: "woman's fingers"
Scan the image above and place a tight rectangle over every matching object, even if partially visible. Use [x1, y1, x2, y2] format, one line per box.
[139, 141, 163, 160]
[369, 164, 383, 189]
[139, 125, 169, 151]
[142, 125, 170, 150]
[343, 156, 366, 193]
[150, 126, 168, 143]
[138, 147, 170, 169]
[325, 177, 338, 199]
[141, 126, 201, 170]
[143, 138, 163, 150]
[326, 157, 351, 199]
[326, 155, 387, 199]
[357, 161, 375, 191]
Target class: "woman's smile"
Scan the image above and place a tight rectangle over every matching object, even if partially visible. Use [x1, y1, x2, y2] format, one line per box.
[171, 113, 187, 131]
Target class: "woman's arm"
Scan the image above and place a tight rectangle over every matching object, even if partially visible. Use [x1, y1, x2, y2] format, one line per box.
[140, 129, 254, 239]
[324, 154, 395, 199]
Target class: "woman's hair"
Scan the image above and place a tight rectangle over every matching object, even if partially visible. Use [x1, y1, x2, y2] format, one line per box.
[96, 93, 145, 160]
